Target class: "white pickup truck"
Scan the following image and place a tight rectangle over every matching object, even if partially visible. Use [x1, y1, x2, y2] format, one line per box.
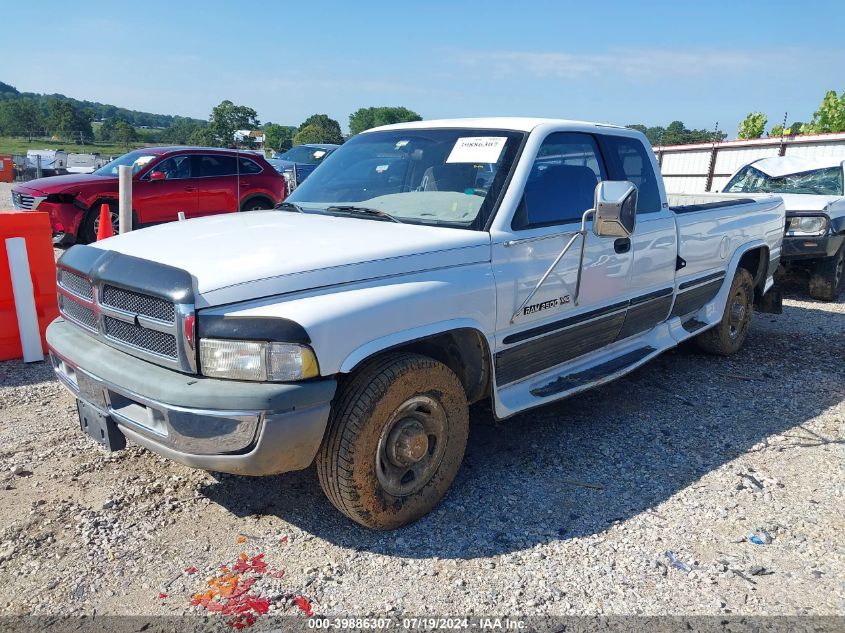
[47, 118, 785, 529]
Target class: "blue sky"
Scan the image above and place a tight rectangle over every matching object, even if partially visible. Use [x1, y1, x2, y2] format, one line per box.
[2, 0, 843, 136]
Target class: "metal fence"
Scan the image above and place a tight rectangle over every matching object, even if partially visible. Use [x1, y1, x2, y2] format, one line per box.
[11, 152, 113, 182]
[655, 131, 845, 194]
[12, 154, 38, 182]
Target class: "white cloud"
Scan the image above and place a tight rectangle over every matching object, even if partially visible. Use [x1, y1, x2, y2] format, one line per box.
[451, 47, 825, 81]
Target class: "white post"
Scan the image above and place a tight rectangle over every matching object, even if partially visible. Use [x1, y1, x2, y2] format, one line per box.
[118, 165, 132, 234]
[5, 238, 44, 363]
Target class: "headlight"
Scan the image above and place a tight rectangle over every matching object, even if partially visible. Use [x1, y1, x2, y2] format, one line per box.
[786, 215, 828, 237]
[199, 339, 319, 381]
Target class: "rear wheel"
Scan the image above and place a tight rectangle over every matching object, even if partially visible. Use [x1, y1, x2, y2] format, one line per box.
[78, 201, 118, 244]
[808, 244, 845, 301]
[696, 268, 754, 356]
[316, 353, 469, 529]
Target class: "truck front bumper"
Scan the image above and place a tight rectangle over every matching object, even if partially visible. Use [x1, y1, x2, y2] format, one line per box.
[782, 234, 845, 262]
[47, 319, 337, 476]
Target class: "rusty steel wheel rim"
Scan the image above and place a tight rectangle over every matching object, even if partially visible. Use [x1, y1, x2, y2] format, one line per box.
[376, 394, 448, 497]
[728, 288, 750, 340]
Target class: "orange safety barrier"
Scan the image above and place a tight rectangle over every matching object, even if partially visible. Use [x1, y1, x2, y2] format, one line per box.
[0, 211, 59, 361]
[0, 155, 13, 183]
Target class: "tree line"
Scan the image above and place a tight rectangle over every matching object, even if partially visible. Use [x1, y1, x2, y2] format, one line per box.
[625, 121, 727, 146]
[153, 103, 423, 152]
[0, 81, 206, 141]
[0, 79, 425, 152]
[737, 89, 845, 139]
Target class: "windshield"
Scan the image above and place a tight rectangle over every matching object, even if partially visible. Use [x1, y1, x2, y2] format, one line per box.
[724, 165, 844, 196]
[286, 128, 525, 229]
[276, 146, 331, 164]
[93, 150, 158, 177]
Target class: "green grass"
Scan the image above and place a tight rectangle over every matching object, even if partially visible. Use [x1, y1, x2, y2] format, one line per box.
[0, 137, 153, 158]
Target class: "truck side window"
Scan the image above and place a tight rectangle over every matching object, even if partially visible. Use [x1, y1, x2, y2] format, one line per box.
[513, 132, 606, 229]
[597, 135, 661, 214]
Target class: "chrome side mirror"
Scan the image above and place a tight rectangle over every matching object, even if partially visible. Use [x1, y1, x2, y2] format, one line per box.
[593, 180, 637, 238]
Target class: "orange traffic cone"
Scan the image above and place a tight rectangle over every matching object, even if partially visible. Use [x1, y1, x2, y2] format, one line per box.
[96, 203, 114, 241]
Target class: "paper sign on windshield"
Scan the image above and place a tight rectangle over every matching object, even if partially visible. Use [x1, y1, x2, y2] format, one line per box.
[446, 137, 507, 164]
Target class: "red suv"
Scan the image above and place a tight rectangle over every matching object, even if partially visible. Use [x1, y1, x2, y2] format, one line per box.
[11, 147, 286, 243]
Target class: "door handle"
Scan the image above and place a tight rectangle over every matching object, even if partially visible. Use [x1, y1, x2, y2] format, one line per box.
[184, 186, 196, 192]
[614, 238, 631, 254]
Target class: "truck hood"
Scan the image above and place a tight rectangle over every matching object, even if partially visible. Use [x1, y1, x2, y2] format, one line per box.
[92, 211, 491, 307]
[15, 173, 113, 195]
[777, 193, 842, 213]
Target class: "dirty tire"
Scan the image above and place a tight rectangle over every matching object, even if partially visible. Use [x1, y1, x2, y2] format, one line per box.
[696, 268, 754, 356]
[78, 201, 118, 244]
[317, 353, 469, 529]
[808, 244, 845, 301]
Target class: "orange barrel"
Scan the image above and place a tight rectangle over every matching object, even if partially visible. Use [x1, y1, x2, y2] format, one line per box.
[0, 155, 13, 183]
[0, 211, 59, 361]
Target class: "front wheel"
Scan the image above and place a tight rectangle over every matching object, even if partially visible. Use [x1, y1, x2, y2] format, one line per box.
[316, 353, 469, 529]
[808, 244, 845, 301]
[78, 202, 118, 244]
[695, 268, 754, 356]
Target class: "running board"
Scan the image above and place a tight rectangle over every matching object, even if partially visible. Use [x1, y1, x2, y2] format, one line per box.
[530, 346, 656, 398]
[682, 318, 707, 333]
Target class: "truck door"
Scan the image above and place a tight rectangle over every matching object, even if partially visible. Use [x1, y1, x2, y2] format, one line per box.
[596, 134, 678, 339]
[491, 132, 633, 388]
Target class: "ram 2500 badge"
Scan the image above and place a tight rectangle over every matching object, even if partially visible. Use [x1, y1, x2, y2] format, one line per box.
[47, 118, 786, 529]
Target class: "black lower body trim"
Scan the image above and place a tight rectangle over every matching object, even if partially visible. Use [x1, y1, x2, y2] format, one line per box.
[616, 293, 673, 340]
[496, 310, 626, 385]
[671, 278, 724, 318]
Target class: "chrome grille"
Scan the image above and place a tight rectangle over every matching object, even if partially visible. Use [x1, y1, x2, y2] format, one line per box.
[58, 294, 97, 330]
[55, 262, 191, 371]
[58, 269, 94, 300]
[101, 285, 175, 323]
[104, 316, 178, 359]
[12, 192, 35, 210]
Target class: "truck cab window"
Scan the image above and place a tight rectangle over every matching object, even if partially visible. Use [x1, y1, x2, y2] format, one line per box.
[597, 135, 662, 214]
[513, 132, 606, 229]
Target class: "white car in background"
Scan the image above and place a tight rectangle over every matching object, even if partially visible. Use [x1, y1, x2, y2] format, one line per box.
[723, 156, 845, 300]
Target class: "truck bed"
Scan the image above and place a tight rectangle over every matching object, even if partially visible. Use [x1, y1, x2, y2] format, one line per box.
[669, 193, 786, 287]
[669, 192, 767, 214]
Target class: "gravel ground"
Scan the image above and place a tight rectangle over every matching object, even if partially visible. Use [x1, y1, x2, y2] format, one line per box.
[0, 177, 843, 620]
[1, 181, 13, 209]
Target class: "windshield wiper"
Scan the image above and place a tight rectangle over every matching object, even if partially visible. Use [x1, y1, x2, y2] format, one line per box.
[276, 201, 306, 213]
[325, 205, 403, 223]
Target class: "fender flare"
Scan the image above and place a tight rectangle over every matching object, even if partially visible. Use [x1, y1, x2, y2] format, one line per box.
[705, 239, 771, 319]
[339, 318, 494, 374]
